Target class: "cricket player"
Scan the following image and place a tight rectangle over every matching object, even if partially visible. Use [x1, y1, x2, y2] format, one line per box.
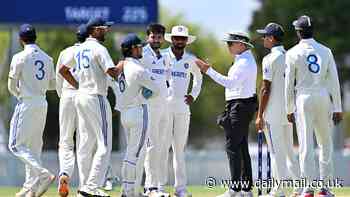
[8, 24, 56, 197]
[285, 15, 342, 197]
[134, 23, 171, 197]
[56, 24, 88, 197]
[255, 23, 300, 197]
[59, 17, 120, 197]
[115, 33, 160, 197]
[160, 25, 203, 197]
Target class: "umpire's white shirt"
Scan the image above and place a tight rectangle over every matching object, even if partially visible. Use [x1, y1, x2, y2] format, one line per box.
[62, 37, 115, 96]
[262, 46, 288, 124]
[285, 38, 342, 114]
[206, 49, 257, 101]
[162, 47, 203, 113]
[56, 43, 80, 98]
[9, 44, 55, 98]
[115, 57, 160, 110]
[140, 44, 170, 102]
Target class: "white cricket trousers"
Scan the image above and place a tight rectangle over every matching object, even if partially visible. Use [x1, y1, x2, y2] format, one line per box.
[121, 104, 148, 196]
[58, 95, 78, 178]
[75, 94, 112, 190]
[159, 111, 190, 193]
[296, 90, 334, 187]
[263, 122, 300, 193]
[143, 102, 169, 189]
[8, 97, 51, 192]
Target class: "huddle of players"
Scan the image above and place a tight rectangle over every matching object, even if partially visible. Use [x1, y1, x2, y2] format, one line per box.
[57, 19, 202, 197]
[7, 16, 203, 197]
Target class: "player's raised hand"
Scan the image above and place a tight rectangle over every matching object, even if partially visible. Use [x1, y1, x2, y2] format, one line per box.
[333, 112, 343, 125]
[195, 58, 210, 73]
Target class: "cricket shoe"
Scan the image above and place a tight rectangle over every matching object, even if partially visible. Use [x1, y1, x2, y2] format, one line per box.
[147, 190, 170, 197]
[299, 191, 314, 197]
[58, 174, 70, 197]
[316, 188, 335, 197]
[36, 173, 56, 197]
[78, 187, 110, 197]
[103, 178, 113, 191]
[16, 187, 30, 197]
[174, 190, 192, 197]
[216, 189, 242, 197]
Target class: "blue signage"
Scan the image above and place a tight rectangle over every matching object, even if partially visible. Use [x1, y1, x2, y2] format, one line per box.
[0, 0, 158, 26]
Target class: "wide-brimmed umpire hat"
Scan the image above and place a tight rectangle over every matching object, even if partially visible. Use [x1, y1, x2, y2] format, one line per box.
[19, 24, 36, 39]
[256, 23, 284, 37]
[221, 31, 254, 48]
[293, 15, 313, 30]
[121, 33, 146, 50]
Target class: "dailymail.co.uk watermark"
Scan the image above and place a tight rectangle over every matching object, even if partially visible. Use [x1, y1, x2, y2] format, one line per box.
[205, 177, 344, 189]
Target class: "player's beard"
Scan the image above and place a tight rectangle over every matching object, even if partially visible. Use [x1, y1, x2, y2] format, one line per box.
[150, 42, 161, 50]
[173, 43, 186, 51]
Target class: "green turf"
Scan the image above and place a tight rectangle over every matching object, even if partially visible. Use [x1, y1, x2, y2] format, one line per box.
[1, 186, 349, 197]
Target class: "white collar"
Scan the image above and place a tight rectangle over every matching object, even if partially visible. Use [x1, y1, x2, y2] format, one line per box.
[24, 44, 38, 50]
[86, 37, 99, 43]
[168, 47, 187, 60]
[235, 49, 251, 59]
[144, 44, 161, 59]
[271, 45, 285, 53]
[299, 38, 316, 44]
[125, 57, 141, 64]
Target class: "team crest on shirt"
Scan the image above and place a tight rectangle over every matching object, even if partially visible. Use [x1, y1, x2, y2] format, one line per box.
[263, 67, 269, 74]
[184, 63, 189, 69]
[152, 60, 156, 64]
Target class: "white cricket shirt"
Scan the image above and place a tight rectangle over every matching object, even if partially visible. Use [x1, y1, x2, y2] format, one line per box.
[56, 43, 80, 98]
[262, 45, 288, 124]
[9, 44, 55, 98]
[161, 47, 203, 113]
[62, 37, 115, 96]
[206, 50, 257, 101]
[140, 44, 170, 103]
[285, 38, 342, 113]
[115, 57, 160, 110]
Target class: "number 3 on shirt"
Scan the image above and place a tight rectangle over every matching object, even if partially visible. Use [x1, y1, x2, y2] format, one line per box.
[307, 54, 320, 74]
[35, 60, 45, 80]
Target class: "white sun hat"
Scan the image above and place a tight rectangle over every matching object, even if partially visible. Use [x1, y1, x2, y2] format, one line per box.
[165, 25, 196, 44]
[222, 31, 254, 48]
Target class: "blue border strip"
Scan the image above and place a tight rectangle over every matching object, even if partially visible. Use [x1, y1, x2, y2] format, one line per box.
[98, 95, 108, 146]
[9, 101, 23, 152]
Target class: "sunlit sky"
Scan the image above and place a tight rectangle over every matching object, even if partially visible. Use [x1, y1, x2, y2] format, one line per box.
[159, 0, 261, 38]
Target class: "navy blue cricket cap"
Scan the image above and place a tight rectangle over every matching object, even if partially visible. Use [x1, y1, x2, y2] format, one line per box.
[86, 17, 114, 29]
[256, 22, 284, 37]
[76, 24, 88, 37]
[121, 33, 146, 49]
[19, 24, 36, 38]
[293, 15, 312, 30]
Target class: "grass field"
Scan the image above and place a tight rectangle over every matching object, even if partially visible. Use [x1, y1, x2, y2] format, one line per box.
[1, 186, 350, 197]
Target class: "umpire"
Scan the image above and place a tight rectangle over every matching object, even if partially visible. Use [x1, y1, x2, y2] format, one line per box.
[196, 31, 257, 197]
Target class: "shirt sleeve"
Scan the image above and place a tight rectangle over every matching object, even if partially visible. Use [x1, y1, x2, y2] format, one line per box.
[285, 52, 297, 114]
[8, 54, 24, 79]
[189, 58, 203, 100]
[97, 47, 115, 72]
[206, 59, 248, 89]
[326, 50, 342, 112]
[60, 50, 75, 68]
[262, 57, 273, 82]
